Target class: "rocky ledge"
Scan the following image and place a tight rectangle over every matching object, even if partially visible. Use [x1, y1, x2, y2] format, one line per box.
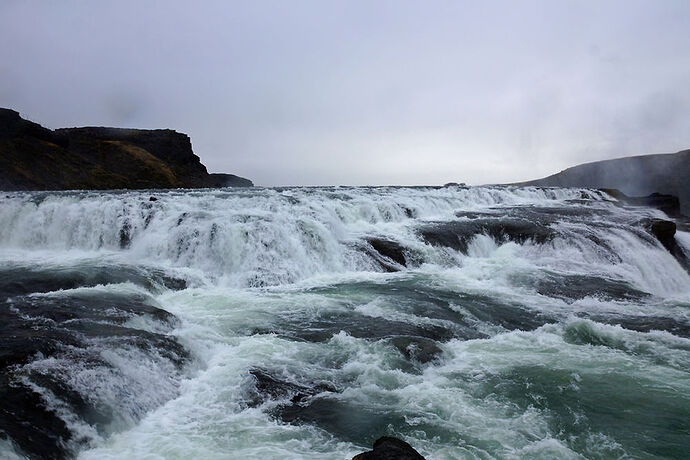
[0, 108, 252, 190]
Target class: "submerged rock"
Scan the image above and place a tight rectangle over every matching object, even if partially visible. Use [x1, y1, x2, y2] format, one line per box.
[418, 218, 555, 252]
[0, 289, 188, 458]
[248, 368, 337, 408]
[352, 436, 426, 460]
[389, 336, 442, 364]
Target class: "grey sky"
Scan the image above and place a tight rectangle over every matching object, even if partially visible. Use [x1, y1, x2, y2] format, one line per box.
[1, 0, 689, 186]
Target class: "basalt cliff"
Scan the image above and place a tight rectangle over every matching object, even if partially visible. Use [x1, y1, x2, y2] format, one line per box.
[0, 108, 252, 191]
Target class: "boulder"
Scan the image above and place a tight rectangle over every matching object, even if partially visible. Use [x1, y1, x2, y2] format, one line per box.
[648, 219, 676, 250]
[645, 218, 689, 271]
[389, 336, 442, 364]
[352, 436, 426, 460]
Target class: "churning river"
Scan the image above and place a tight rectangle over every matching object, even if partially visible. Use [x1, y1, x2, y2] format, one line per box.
[1, 186, 689, 459]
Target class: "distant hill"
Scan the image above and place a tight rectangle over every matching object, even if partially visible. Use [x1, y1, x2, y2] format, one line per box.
[516, 149, 690, 215]
[0, 108, 252, 191]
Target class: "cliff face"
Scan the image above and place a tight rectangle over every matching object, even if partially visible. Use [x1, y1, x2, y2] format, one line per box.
[517, 149, 690, 215]
[0, 108, 252, 191]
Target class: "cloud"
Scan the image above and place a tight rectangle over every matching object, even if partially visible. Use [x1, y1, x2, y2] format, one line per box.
[1, 0, 689, 185]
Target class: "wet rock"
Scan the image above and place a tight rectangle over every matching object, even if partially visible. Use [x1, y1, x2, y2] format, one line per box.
[0, 287, 189, 458]
[367, 238, 407, 267]
[248, 368, 340, 426]
[648, 219, 676, 249]
[119, 221, 132, 248]
[248, 368, 336, 406]
[272, 309, 463, 344]
[149, 196, 158, 201]
[0, 266, 186, 301]
[418, 218, 555, 252]
[526, 273, 651, 303]
[583, 313, 690, 338]
[0, 373, 74, 459]
[389, 336, 442, 364]
[645, 219, 689, 271]
[353, 436, 426, 460]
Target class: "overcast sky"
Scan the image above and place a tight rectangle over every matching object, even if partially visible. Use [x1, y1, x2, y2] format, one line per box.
[1, 1, 689, 185]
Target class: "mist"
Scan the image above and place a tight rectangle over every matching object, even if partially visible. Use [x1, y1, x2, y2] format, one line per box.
[1, 0, 689, 185]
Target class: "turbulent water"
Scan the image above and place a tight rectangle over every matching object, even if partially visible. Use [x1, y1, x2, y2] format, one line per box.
[1, 186, 689, 459]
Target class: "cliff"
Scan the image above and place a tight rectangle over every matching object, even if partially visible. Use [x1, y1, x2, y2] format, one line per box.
[0, 108, 252, 190]
[516, 149, 690, 215]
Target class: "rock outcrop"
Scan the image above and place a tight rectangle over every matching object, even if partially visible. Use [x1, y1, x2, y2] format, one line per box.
[0, 108, 252, 190]
[516, 149, 690, 215]
[644, 218, 689, 271]
[352, 436, 426, 460]
[207, 173, 254, 188]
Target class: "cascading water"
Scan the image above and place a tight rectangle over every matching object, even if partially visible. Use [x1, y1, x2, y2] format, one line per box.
[0, 186, 688, 459]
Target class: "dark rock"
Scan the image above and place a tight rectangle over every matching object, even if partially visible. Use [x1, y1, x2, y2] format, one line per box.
[514, 149, 690, 215]
[389, 336, 442, 364]
[352, 436, 426, 460]
[247, 368, 342, 429]
[119, 221, 132, 248]
[583, 313, 690, 338]
[648, 219, 676, 250]
[207, 173, 254, 188]
[268, 308, 463, 344]
[644, 218, 689, 271]
[149, 196, 158, 201]
[528, 273, 651, 303]
[248, 368, 337, 407]
[367, 238, 407, 267]
[418, 218, 556, 253]
[0, 107, 253, 191]
[0, 288, 188, 459]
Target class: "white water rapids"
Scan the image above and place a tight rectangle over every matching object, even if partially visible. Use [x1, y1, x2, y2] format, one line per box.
[0, 186, 688, 459]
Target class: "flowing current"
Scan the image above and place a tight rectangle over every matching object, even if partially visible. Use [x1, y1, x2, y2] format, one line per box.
[0, 186, 689, 459]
